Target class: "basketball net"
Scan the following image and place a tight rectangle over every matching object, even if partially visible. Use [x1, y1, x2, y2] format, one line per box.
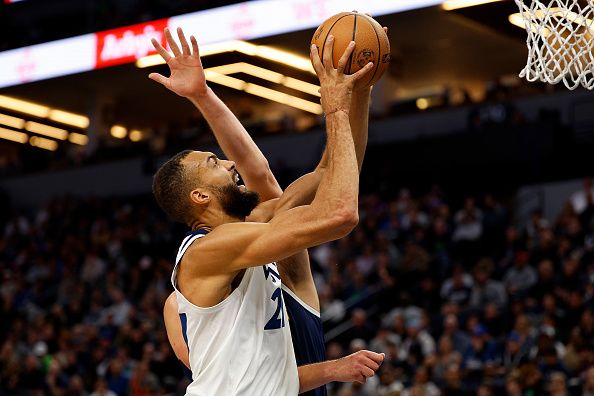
[514, 0, 594, 90]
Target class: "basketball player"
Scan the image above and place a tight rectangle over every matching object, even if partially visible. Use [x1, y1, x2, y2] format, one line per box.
[151, 26, 383, 393]
[150, 27, 377, 395]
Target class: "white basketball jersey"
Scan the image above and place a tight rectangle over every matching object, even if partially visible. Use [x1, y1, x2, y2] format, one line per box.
[171, 230, 299, 396]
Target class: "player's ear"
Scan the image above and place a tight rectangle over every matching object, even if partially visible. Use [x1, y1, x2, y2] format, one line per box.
[190, 188, 210, 206]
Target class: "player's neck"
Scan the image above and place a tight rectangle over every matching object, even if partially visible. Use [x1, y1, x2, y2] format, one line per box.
[190, 212, 245, 231]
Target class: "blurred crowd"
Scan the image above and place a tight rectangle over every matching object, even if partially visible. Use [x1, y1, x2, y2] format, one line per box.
[1, 178, 594, 396]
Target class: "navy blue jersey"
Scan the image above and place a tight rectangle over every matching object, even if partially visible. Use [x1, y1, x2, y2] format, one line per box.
[282, 285, 327, 396]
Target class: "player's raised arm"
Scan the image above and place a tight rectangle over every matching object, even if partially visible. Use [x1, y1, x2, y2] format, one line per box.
[187, 36, 373, 274]
[251, 25, 388, 220]
[149, 27, 282, 201]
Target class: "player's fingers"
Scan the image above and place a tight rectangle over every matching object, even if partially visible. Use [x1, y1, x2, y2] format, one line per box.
[190, 35, 200, 58]
[351, 62, 374, 81]
[337, 41, 355, 74]
[322, 35, 334, 70]
[361, 357, 380, 371]
[384, 26, 388, 34]
[148, 73, 169, 87]
[310, 44, 324, 75]
[165, 28, 182, 57]
[177, 27, 191, 56]
[151, 38, 172, 63]
[355, 374, 367, 384]
[361, 366, 375, 378]
[362, 350, 385, 364]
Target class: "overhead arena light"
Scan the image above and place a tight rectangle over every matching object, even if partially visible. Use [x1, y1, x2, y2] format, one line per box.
[129, 129, 144, 142]
[0, 126, 28, 144]
[203, 70, 322, 114]
[442, 0, 505, 11]
[0, 113, 25, 129]
[68, 132, 89, 145]
[29, 136, 58, 151]
[0, 95, 50, 118]
[0, 95, 89, 130]
[136, 40, 315, 73]
[509, 8, 590, 35]
[110, 125, 128, 139]
[25, 121, 68, 140]
[48, 110, 90, 129]
[416, 98, 430, 110]
[208, 63, 321, 97]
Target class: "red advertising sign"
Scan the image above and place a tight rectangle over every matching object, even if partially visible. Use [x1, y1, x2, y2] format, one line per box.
[96, 18, 169, 69]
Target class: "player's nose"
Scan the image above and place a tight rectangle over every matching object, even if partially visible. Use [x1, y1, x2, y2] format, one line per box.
[224, 160, 236, 171]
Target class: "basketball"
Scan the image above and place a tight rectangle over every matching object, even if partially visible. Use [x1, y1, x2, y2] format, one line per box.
[311, 12, 391, 88]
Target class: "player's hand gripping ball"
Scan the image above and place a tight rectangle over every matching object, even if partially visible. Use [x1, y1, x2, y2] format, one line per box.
[311, 12, 390, 89]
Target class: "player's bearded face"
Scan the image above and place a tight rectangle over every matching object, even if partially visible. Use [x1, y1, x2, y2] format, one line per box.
[211, 182, 260, 218]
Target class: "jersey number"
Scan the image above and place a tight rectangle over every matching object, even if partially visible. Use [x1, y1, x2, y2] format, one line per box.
[264, 288, 285, 330]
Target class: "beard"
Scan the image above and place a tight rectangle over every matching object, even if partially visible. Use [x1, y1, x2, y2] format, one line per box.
[212, 183, 260, 218]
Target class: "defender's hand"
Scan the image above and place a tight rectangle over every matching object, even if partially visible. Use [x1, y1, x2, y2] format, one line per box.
[329, 350, 384, 384]
[148, 27, 208, 99]
[311, 35, 373, 116]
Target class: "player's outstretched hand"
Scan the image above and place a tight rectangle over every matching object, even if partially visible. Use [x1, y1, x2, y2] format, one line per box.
[310, 35, 373, 116]
[330, 350, 384, 384]
[148, 27, 208, 99]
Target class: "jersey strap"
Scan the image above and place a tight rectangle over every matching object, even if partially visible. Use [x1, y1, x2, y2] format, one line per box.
[176, 229, 209, 264]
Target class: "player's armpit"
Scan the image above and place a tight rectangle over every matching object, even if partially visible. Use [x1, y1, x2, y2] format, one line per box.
[186, 205, 355, 276]
[246, 198, 279, 223]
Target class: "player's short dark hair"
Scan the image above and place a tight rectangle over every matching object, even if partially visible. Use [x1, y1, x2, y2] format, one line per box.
[153, 150, 195, 223]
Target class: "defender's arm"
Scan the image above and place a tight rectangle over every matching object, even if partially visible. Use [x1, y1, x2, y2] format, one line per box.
[149, 27, 282, 201]
[298, 350, 384, 392]
[164, 292, 190, 368]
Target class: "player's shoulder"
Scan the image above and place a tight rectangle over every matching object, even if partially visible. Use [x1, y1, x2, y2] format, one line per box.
[182, 222, 269, 274]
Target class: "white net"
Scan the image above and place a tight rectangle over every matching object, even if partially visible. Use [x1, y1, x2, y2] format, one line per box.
[514, 0, 594, 90]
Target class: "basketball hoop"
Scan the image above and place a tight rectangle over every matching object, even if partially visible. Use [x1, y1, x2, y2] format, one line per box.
[513, 0, 594, 90]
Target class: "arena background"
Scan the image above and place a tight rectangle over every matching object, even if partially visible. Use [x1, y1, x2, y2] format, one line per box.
[1, 0, 593, 395]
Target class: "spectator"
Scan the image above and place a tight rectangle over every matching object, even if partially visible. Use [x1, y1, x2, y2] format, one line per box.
[503, 251, 537, 298]
[503, 331, 529, 370]
[469, 258, 507, 309]
[441, 313, 471, 354]
[339, 309, 376, 347]
[531, 259, 558, 303]
[441, 265, 473, 307]
[547, 371, 569, 396]
[569, 177, 594, 216]
[401, 366, 439, 396]
[90, 378, 117, 396]
[373, 364, 404, 396]
[429, 335, 462, 385]
[453, 197, 483, 242]
[575, 366, 594, 396]
[399, 316, 436, 364]
[462, 324, 500, 388]
[442, 363, 471, 396]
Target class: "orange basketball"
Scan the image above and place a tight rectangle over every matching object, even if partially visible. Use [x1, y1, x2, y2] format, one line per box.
[311, 12, 391, 88]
